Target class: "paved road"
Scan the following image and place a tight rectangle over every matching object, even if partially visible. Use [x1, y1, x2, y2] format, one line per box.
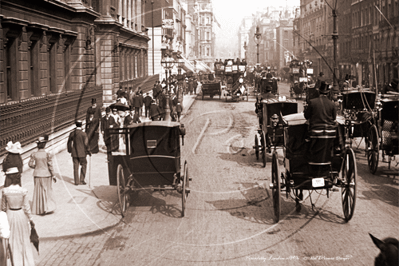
[36, 84, 398, 265]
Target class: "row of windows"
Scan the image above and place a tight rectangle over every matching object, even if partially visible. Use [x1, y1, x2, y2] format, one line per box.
[119, 48, 147, 81]
[352, 0, 399, 29]
[4, 36, 71, 102]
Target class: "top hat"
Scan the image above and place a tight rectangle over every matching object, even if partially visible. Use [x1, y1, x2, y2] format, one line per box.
[91, 98, 96, 104]
[105, 107, 111, 113]
[5, 141, 23, 154]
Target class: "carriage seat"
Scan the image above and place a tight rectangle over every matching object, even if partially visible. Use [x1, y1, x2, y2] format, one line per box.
[308, 126, 337, 166]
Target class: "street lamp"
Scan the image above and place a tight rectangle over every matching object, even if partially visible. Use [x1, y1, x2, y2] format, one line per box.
[254, 26, 262, 66]
[243, 41, 248, 62]
[161, 54, 175, 121]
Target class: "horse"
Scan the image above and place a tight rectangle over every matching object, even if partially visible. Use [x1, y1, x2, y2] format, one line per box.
[370, 233, 399, 266]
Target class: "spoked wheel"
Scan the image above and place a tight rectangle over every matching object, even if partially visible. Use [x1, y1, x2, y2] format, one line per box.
[181, 161, 188, 217]
[295, 189, 302, 212]
[261, 132, 267, 167]
[255, 135, 259, 160]
[367, 125, 379, 174]
[117, 164, 129, 217]
[271, 151, 281, 222]
[341, 148, 357, 222]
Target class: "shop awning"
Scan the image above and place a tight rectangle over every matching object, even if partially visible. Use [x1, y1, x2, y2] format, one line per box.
[178, 55, 195, 73]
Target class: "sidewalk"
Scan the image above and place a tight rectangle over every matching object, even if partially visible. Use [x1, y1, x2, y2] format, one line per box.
[0, 94, 197, 240]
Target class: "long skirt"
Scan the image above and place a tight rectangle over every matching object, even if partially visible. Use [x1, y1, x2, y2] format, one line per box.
[89, 132, 99, 154]
[32, 176, 56, 215]
[6, 209, 35, 266]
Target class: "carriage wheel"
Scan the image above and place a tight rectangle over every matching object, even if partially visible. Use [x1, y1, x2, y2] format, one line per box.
[261, 132, 267, 168]
[117, 164, 129, 217]
[182, 161, 188, 217]
[255, 135, 259, 160]
[367, 125, 379, 174]
[341, 148, 357, 222]
[271, 151, 281, 222]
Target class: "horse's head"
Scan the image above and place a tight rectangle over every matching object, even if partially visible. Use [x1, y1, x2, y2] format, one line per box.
[370, 233, 399, 266]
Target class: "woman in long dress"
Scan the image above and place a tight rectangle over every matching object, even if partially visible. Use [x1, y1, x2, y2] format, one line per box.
[29, 136, 57, 215]
[1, 169, 35, 266]
[2, 141, 23, 187]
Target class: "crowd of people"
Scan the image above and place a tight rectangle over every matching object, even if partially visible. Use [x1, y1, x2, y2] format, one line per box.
[1, 137, 53, 265]
[0, 78, 195, 265]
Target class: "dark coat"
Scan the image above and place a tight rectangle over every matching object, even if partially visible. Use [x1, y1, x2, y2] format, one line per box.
[138, 94, 144, 107]
[86, 117, 100, 153]
[144, 96, 152, 107]
[101, 115, 119, 150]
[150, 103, 161, 118]
[304, 95, 336, 129]
[176, 104, 183, 113]
[2, 153, 23, 174]
[124, 114, 134, 126]
[86, 105, 102, 121]
[132, 95, 142, 108]
[67, 129, 89, 158]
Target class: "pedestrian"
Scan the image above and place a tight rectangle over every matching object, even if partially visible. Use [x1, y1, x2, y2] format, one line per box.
[124, 108, 134, 126]
[116, 86, 124, 99]
[176, 102, 183, 122]
[193, 79, 198, 94]
[133, 110, 141, 123]
[138, 88, 144, 117]
[28, 136, 57, 215]
[86, 98, 101, 122]
[111, 108, 121, 127]
[0, 210, 10, 266]
[1, 170, 35, 266]
[132, 91, 142, 115]
[150, 100, 161, 121]
[2, 141, 23, 187]
[144, 93, 152, 118]
[86, 113, 100, 154]
[101, 107, 119, 160]
[67, 120, 91, 186]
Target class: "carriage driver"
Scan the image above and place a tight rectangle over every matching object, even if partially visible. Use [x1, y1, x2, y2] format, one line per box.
[304, 81, 344, 152]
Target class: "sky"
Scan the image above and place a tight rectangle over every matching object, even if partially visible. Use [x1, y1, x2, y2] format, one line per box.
[211, 0, 300, 57]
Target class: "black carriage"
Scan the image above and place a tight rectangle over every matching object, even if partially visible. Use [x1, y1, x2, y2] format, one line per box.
[367, 94, 399, 174]
[254, 98, 298, 167]
[269, 113, 357, 222]
[200, 73, 221, 100]
[106, 121, 190, 217]
[340, 89, 376, 149]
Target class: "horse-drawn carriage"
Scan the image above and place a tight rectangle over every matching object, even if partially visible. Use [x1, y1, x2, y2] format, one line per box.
[269, 112, 357, 222]
[200, 73, 222, 100]
[254, 98, 298, 167]
[365, 93, 399, 174]
[106, 121, 190, 217]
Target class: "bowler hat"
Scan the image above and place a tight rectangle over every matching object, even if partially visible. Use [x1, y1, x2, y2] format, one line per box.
[5, 141, 23, 154]
[105, 107, 111, 113]
[91, 98, 96, 104]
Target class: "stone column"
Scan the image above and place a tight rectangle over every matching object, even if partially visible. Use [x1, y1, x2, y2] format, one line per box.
[19, 26, 29, 100]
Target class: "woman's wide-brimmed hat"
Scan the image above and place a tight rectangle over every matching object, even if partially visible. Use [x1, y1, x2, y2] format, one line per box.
[5, 141, 23, 154]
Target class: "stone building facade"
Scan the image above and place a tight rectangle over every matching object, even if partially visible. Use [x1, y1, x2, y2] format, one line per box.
[0, 0, 155, 157]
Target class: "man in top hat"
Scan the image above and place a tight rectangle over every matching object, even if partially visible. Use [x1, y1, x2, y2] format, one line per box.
[124, 107, 134, 127]
[101, 107, 119, 160]
[86, 98, 102, 122]
[67, 120, 91, 185]
[304, 81, 336, 130]
[86, 112, 100, 154]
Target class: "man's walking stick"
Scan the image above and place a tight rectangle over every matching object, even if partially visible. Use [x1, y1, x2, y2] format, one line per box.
[89, 155, 92, 188]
